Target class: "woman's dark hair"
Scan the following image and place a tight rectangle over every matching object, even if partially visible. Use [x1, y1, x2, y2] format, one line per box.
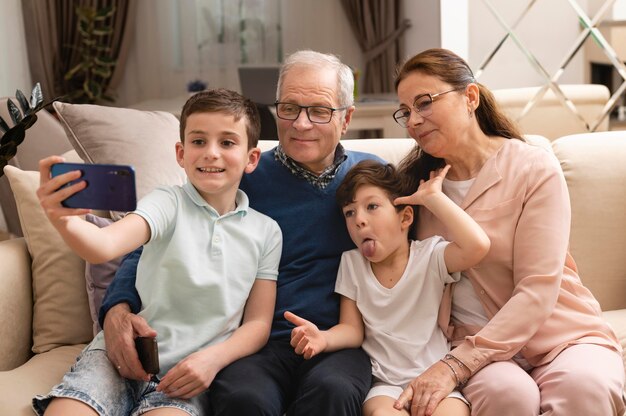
[179, 88, 261, 149]
[395, 48, 523, 191]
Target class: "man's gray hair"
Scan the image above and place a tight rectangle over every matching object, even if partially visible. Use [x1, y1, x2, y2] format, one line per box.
[276, 50, 355, 107]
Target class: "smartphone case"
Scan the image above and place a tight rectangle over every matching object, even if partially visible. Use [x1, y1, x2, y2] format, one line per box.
[50, 162, 137, 212]
[135, 336, 160, 375]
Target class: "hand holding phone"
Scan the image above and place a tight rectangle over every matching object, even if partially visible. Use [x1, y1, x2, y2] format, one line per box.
[135, 336, 160, 375]
[50, 162, 137, 212]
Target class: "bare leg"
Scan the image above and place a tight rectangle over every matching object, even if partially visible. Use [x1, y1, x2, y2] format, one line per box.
[363, 395, 469, 416]
[363, 395, 409, 416]
[144, 408, 193, 415]
[44, 398, 98, 416]
[431, 397, 470, 416]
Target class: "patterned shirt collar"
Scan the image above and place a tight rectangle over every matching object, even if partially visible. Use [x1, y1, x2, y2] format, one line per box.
[274, 143, 347, 189]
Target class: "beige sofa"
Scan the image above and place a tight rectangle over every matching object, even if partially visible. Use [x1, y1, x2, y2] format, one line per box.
[0, 102, 625, 415]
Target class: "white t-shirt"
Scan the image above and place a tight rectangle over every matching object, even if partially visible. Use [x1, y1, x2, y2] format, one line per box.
[90, 182, 282, 375]
[443, 178, 490, 327]
[335, 237, 460, 385]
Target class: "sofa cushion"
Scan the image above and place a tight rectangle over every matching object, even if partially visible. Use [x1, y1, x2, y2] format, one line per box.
[3, 166, 93, 353]
[52, 102, 186, 220]
[84, 215, 121, 336]
[552, 132, 626, 312]
[0, 344, 85, 416]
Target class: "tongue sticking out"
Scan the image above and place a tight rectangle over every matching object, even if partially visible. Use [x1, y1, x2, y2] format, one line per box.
[361, 239, 376, 258]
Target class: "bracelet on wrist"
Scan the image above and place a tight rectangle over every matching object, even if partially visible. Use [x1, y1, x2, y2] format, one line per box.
[444, 353, 469, 371]
[441, 355, 469, 389]
[439, 358, 460, 386]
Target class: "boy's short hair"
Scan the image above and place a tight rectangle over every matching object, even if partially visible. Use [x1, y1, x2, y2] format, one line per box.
[179, 88, 261, 149]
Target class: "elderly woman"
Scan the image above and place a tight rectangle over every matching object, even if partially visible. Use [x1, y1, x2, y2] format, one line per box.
[392, 48, 625, 416]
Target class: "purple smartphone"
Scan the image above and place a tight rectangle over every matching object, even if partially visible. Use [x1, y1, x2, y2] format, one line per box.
[50, 162, 137, 212]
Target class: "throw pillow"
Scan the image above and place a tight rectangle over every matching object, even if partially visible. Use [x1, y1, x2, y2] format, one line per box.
[84, 214, 121, 336]
[52, 102, 186, 220]
[3, 165, 93, 353]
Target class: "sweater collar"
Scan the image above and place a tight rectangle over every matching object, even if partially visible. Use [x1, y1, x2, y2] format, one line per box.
[273, 143, 347, 189]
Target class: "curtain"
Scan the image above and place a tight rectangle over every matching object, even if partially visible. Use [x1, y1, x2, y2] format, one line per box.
[21, 0, 136, 103]
[340, 0, 410, 94]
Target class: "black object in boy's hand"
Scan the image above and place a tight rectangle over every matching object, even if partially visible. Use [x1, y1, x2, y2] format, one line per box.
[135, 336, 160, 375]
[50, 162, 137, 212]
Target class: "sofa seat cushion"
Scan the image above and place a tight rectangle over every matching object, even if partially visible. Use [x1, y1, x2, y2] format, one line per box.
[0, 344, 85, 416]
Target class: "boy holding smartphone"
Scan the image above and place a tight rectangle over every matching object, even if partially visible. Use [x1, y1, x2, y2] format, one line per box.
[33, 89, 282, 416]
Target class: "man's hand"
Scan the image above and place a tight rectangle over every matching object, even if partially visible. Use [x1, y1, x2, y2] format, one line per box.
[393, 360, 457, 416]
[103, 303, 156, 381]
[284, 311, 327, 359]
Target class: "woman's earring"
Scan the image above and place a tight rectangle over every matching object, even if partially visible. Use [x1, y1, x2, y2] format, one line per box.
[468, 108, 473, 118]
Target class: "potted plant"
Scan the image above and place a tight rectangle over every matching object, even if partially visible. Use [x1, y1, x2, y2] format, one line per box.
[63, 6, 117, 104]
[0, 83, 57, 176]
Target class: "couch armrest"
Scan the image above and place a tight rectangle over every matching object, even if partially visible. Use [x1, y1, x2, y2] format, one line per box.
[0, 238, 33, 370]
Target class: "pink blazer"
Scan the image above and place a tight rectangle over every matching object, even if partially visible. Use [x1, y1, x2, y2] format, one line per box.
[417, 139, 621, 375]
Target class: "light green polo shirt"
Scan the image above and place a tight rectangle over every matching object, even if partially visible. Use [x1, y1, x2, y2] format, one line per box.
[90, 182, 282, 375]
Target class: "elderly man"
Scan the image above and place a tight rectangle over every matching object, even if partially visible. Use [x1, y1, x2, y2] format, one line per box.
[100, 50, 382, 415]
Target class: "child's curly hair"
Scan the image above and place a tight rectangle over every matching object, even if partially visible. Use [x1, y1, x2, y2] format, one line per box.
[336, 160, 416, 236]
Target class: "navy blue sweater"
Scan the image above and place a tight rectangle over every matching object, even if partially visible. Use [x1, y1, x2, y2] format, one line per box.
[100, 148, 382, 340]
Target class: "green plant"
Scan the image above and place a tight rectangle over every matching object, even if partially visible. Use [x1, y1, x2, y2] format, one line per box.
[0, 83, 58, 177]
[64, 6, 117, 104]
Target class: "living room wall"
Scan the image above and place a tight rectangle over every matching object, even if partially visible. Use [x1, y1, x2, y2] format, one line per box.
[115, 0, 365, 107]
[403, 0, 588, 89]
[0, 0, 32, 98]
[0, 0, 607, 106]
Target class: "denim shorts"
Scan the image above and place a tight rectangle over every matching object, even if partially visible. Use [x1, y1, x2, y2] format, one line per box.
[32, 348, 200, 416]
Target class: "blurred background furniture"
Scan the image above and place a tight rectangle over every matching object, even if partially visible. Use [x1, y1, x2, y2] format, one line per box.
[492, 84, 611, 140]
